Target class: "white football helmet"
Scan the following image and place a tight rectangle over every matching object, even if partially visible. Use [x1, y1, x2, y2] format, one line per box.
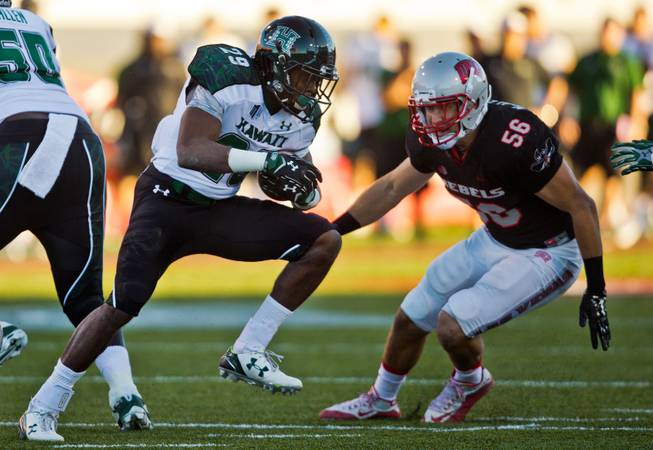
[409, 52, 491, 150]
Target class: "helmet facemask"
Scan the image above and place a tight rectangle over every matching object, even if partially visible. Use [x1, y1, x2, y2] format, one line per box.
[409, 94, 478, 149]
[274, 51, 338, 119]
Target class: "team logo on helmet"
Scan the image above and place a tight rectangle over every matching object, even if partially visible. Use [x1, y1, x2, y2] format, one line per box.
[454, 59, 481, 84]
[265, 26, 301, 54]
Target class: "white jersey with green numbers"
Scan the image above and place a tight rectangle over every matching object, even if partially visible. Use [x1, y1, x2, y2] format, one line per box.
[151, 44, 320, 200]
[0, 7, 87, 123]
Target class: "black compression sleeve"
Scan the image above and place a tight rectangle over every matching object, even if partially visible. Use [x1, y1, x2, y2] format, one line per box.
[583, 256, 606, 293]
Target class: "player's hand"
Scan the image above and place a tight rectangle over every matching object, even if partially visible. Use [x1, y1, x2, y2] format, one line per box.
[579, 290, 611, 351]
[610, 140, 653, 175]
[264, 152, 322, 192]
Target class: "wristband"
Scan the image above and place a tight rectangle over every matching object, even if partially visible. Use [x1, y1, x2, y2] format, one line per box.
[583, 256, 606, 293]
[227, 149, 267, 172]
[332, 212, 362, 235]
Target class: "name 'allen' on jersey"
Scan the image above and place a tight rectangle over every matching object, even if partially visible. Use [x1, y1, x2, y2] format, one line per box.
[407, 101, 574, 250]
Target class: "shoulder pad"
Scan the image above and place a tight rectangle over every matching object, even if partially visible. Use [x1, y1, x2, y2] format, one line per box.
[188, 44, 260, 94]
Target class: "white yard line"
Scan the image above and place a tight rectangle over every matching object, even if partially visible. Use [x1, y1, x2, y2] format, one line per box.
[605, 408, 653, 414]
[1, 421, 651, 434]
[474, 416, 646, 423]
[1, 375, 650, 389]
[53, 445, 226, 449]
[207, 433, 362, 439]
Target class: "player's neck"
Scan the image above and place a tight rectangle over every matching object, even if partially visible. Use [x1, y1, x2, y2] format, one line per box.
[454, 128, 479, 153]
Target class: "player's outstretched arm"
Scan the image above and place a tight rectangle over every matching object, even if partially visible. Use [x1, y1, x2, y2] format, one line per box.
[333, 158, 433, 235]
[610, 140, 653, 175]
[536, 161, 610, 351]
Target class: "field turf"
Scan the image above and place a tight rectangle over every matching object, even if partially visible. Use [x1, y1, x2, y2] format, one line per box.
[1, 295, 652, 449]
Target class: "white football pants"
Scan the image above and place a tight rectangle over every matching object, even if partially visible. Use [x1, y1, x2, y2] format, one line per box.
[401, 227, 582, 337]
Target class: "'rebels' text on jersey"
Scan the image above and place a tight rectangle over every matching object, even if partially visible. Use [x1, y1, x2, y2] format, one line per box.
[407, 101, 573, 249]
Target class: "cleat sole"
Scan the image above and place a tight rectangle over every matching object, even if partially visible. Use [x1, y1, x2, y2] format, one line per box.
[217, 367, 301, 394]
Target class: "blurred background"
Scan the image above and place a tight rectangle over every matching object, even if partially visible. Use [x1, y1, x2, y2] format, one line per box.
[2, 0, 653, 300]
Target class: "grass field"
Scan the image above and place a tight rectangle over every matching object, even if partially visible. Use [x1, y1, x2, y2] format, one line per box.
[1, 295, 652, 449]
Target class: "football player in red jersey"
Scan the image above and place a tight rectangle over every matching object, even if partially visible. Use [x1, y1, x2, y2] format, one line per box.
[320, 52, 610, 423]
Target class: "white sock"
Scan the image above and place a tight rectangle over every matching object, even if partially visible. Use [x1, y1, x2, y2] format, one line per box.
[373, 363, 406, 401]
[233, 295, 292, 353]
[30, 359, 85, 413]
[453, 365, 483, 385]
[95, 345, 139, 399]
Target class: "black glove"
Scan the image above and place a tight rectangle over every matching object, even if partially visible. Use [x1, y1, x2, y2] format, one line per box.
[579, 291, 611, 351]
[258, 170, 313, 201]
[264, 152, 322, 194]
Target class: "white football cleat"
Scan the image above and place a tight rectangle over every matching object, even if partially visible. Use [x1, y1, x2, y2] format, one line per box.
[423, 367, 493, 423]
[18, 411, 64, 442]
[320, 386, 401, 420]
[0, 321, 28, 366]
[110, 391, 153, 431]
[219, 347, 302, 394]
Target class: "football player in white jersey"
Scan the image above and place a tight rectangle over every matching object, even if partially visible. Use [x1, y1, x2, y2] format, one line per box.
[0, 0, 151, 441]
[20, 15, 342, 441]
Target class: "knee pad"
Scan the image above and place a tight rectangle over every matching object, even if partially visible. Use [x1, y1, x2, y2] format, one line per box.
[400, 281, 442, 333]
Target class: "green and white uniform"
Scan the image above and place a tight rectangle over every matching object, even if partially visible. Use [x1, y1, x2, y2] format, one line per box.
[1, 7, 106, 326]
[0, 7, 87, 123]
[151, 44, 320, 199]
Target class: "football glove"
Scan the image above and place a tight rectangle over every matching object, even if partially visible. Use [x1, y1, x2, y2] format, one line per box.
[610, 140, 653, 175]
[258, 171, 305, 202]
[579, 291, 611, 351]
[264, 152, 322, 194]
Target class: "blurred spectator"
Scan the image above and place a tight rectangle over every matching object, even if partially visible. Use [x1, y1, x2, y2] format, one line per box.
[372, 39, 427, 239]
[465, 29, 490, 69]
[622, 7, 653, 241]
[484, 11, 552, 112]
[375, 39, 413, 179]
[341, 15, 400, 166]
[568, 18, 647, 247]
[182, 16, 247, 65]
[115, 27, 185, 176]
[568, 18, 645, 180]
[623, 6, 653, 70]
[518, 5, 575, 144]
[623, 6, 653, 141]
[19, 0, 38, 13]
[518, 5, 576, 76]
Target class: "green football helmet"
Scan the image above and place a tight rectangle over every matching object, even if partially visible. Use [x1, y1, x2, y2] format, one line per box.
[255, 15, 339, 122]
